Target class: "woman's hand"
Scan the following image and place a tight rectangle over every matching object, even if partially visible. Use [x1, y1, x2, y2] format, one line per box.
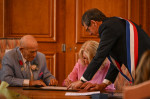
[64, 77, 72, 87]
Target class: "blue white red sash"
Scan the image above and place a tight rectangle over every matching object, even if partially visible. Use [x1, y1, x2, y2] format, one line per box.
[108, 18, 138, 83]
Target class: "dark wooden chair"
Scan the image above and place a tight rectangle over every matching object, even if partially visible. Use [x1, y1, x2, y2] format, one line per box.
[114, 64, 132, 90]
[123, 80, 150, 99]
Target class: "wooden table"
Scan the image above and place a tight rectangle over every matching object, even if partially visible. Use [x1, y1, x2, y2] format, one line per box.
[0, 87, 122, 99]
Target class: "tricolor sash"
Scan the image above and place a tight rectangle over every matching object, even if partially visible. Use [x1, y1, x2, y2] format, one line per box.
[108, 18, 138, 83]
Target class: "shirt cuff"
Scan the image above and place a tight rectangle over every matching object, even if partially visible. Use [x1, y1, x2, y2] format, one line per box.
[80, 76, 87, 82]
[23, 79, 30, 86]
[102, 79, 112, 85]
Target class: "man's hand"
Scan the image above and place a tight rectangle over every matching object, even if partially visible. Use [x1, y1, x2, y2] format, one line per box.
[81, 83, 108, 91]
[80, 82, 93, 89]
[29, 80, 46, 87]
[49, 79, 58, 86]
[67, 80, 83, 90]
[64, 77, 72, 87]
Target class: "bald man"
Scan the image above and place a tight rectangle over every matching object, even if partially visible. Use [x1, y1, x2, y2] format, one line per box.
[1, 35, 58, 87]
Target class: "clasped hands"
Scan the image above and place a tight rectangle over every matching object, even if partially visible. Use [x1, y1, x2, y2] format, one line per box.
[67, 80, 107, 91]
[29, 79, 58, 87]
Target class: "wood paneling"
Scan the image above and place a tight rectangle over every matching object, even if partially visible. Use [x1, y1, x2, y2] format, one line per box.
[0, 0, 149, 86]
[66, 0, 150, 79]
[130, 0, 140, 24]
[55, 0, 66, 85]
[129, 0, 150, 36]
[66, 0, 150, 80]
[147, 0, 150, 35]
[139, 0, 150, 36]
[4, 0, 56, 42]
[65, 0, 77, 76]
[76, 0, 128, 43]
[45, 52, 56, 77]
[0, 0, 3, 37]
[2, 0, 66, 86]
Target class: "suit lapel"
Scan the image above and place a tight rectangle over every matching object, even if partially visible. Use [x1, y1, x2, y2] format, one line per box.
[31, 57, 39, 80]
[16, 47, 27, 78]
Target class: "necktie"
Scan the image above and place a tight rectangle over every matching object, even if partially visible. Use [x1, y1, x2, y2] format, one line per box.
[25, 61, 34, 80]
[25, 61, 31, 79]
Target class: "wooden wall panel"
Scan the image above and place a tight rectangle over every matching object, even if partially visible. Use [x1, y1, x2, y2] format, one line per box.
[146, 0, 150, 35]
[2, 0, 62, 84]
[4, 0, 56, 42]
[147, 0, 150, 35]
[55, 0, 66, 85]
[0, 0, 3, 37]
[37, 42, 57, 78]
[130, 0, 140, 25]
[0, 0, 149, 86]
[139, 0, 150, 36]
[45, 52, 56, 77]
[65, 0, 76, 76]
[76, 0, 129, 43]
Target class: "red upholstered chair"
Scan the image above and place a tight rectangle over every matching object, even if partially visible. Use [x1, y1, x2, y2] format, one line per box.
[123, 80, 150, 99]
[0, 38, 20, 69]
[0, 38, 20, 81]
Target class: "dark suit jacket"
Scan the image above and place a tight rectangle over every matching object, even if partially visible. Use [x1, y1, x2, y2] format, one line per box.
[1, 47, 55, 86]
[83, 17, 150, 83]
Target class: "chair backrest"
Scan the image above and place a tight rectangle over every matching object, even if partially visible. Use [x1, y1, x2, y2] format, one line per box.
[0, 38, 20, 69]
[114, 64, 132, 90]
[123, 80, 150, 99]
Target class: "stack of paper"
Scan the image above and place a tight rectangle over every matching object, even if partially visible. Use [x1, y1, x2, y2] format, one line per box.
[65, 91, 100, 96]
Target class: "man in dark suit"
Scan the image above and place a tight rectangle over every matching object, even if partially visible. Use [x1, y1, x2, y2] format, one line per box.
[68, 8, 150, 91]
[1, 35, 58, 86]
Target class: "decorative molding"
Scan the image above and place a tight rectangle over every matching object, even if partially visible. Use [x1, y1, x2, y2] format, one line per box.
[75, 52, 78, 63]
[4, 0, 56, 42]
[43, 52, 56, 77]
[76, 0, 128, 43]
[76, 0, 99, 43]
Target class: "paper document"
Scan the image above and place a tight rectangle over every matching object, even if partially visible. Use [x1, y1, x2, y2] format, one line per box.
[65, 91, 100, 96]
[40, 86, 70, 90]
[23, 86, 78, 91]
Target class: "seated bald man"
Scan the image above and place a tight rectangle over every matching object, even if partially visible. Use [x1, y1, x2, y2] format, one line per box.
[1, 35, 58, 87]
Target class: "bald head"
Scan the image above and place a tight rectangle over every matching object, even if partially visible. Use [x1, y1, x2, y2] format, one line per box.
[20, 35, 38, 49]
[19, 35, 38, 61]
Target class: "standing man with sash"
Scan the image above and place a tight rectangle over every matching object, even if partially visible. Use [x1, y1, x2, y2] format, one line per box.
[68, 8, 150, 91]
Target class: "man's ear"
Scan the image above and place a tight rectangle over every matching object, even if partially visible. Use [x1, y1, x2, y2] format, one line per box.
[94, 21, 102, 28]
[91, 20, 99, 27]
[91, 20, 96, 25]
[19, 47, 23, 51]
